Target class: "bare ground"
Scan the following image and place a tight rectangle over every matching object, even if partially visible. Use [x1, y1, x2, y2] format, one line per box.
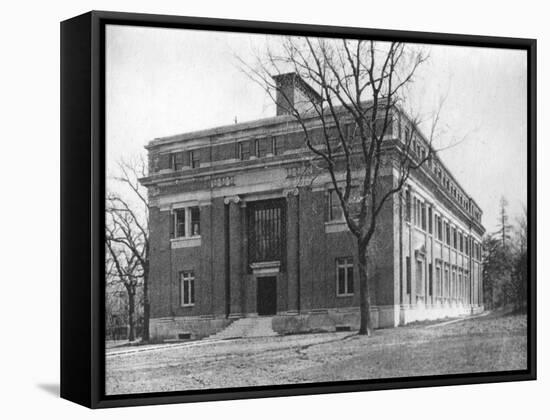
[105, 312, 527, 395]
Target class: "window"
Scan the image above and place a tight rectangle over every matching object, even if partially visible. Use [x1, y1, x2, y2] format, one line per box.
[190, 207, 200, 236]
[415, 260, 424, 296]
[465, 236, 469, 256]
[180, 271, 195, 306]
[459, 271, 463, 300]
[336, 257, 354, 296]
[445, 221, 450, 245]
[415, 198, 422, 228]
[405, 189, 411, 222]
[171, 206, 200, 239]
[459, 232, 463, 252]
[238, 142, 250, 160]
[444, 266, 450, 297]
[436, 265, 442, 297]
[173, 208, 185, 238]
[255, 138, 267, 158]
[429, 263, 433, 296]
[421, 202, 427, 231]
[406, 256, 411, 294]
[272, 136, 281, 155]
[170, 151, 185, 171]
[248, 200, 285, 263]
[428, 206, 433, 234]
[451, 268, 457, 299]
[436, 215, 443, 241]
[453, 227, 457, 249]
[190, 150, 200, 168]
[328, 190, 343, 221]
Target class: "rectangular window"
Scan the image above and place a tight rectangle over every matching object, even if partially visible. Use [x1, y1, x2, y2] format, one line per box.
[238, 142, 250, 160]
[459, 272, 463, 300]
[173, 208, 186, 238]
[429, 263, 433, 296]
[452, 268, 458, 299]
[190, 207, 200, 236]
[336, 257, 354, 296]
[272, 136, 281, 155]
[421, 202, 427, 231]
[459, 232, 463, 252]
[444, 267, 450, 297]
[406, 256, 411, 294]
[248, 199, 285, 263]
[171, 151, 185, 171]
[190, 150, 200, 168]
[428, 206, 433, 234]
[453, 227, 457, 249]
[328, 190, 344, 221]
[445, 222, 450, 245]
[415, 260, 424, 296]
[436, 265, 442, 297]
[255, 138, 267, 158]
[180, 271, 195, 306]
[172, 207, 200, 238]
[405, 189, 411, 222]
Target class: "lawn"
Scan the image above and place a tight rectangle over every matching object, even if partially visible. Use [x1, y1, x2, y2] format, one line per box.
[105, 312, 527, 395]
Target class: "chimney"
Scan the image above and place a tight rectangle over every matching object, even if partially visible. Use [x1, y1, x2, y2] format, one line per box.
[272, 72, 322, 116]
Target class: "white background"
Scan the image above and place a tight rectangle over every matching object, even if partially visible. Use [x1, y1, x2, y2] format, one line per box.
[0, 0, 546, 418]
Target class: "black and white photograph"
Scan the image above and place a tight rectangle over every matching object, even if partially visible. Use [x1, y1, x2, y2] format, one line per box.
[103, 22, 531, 397]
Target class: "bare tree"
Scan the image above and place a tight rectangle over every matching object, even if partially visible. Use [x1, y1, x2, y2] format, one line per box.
[105, 157, 150, 342]
[242, 38, 442, 335]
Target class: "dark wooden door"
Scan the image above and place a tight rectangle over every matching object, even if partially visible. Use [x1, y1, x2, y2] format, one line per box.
[257, 276, 277, 316]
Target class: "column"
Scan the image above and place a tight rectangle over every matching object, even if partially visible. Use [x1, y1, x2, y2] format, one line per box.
[225, 196, 242, 317]
[285, 188, 300, 313]
[240, 200, 248, 315]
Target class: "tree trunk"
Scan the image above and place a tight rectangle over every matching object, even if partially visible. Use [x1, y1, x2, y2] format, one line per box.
[141, 270, 150, 342]
[127, 289, 136, 342]
[358, 242, 373, 336]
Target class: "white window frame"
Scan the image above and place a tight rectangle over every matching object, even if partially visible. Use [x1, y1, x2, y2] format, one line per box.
[336, 257, 354, 297]
[172, 206, 201, 239]
[180, 271, 195, 307]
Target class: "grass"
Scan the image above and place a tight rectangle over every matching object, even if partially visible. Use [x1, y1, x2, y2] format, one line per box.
[105, 312, 527, 395]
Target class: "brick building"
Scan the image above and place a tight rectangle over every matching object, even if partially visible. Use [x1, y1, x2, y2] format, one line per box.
[140, 74, 485, 340]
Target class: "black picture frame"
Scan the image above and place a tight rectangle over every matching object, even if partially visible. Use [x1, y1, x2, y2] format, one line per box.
[60, 10, 537, 409]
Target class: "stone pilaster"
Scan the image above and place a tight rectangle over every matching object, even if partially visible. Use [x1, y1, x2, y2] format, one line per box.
[285, 188, 300, 313]
[240, 200, 248, 315]
[225, 196, 242, 317]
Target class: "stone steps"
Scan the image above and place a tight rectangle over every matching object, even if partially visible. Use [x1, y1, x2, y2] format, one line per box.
[209, 316, 278, 340]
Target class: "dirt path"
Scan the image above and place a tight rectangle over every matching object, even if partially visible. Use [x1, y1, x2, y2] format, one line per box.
[106, 313, 527, 395]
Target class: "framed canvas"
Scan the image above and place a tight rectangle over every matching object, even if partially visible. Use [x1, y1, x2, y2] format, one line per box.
[60, 10, 536, 408]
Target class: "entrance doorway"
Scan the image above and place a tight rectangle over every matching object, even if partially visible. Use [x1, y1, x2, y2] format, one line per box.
[257, 276, 277, 316]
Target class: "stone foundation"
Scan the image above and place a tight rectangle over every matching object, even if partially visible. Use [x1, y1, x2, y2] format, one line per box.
[150, 316, 233, 341]
[150, 303, 484, 341]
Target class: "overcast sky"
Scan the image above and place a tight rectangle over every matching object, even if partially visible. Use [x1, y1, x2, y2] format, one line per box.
[106, 24, 527, 234]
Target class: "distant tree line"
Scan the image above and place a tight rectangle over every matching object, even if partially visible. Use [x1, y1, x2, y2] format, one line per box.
[482, 197, 527, 312]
